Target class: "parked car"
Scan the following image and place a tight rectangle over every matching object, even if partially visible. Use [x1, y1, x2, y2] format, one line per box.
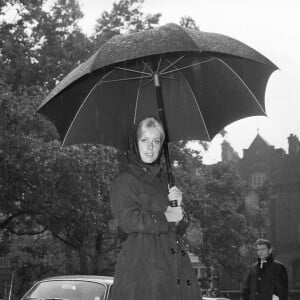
[202, 297, 231, 300]
[20, 275, 113, 300]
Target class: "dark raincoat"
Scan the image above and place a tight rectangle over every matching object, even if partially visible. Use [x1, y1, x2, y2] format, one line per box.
[110, 124, 202, 300]
[242, 254, 288, 300]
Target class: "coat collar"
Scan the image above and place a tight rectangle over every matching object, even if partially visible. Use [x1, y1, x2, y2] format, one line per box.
[128, 158, 162, 182]
[256, 253, 274, 273]
[257, 253, 274, 265]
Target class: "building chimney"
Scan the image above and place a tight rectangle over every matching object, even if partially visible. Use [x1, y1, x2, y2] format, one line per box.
[288, 134, 300, 155]
[221, 140, 239, 162]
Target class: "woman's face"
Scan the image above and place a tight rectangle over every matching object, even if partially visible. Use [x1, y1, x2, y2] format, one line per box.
[138, 126, 162, 164]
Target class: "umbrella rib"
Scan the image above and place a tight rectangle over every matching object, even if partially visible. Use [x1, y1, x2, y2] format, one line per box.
[142, 60, 154, 74]
[156, 56, 163, 72]
[140, 72, 182, 87]
[161, 58, 215, 75]
[160, 55, 185, 74]
[165, 59, 212, 141]
[160, 75, 180, 81]
[133, 64, 149, 124]
[62, 81, 106, 146]
[116, 66, 152, 76]
[142, 78, 154, 88]
[101, 75, 152, 83]
[216, 58, 266, 114]
[63, 68, 118, 145]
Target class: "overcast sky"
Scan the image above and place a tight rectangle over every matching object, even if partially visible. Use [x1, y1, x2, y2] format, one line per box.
[77, 0, 300, 163]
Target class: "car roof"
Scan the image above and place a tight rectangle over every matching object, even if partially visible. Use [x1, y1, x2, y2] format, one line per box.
[202, 298, 231, 300]
[39, 275, 114, 284]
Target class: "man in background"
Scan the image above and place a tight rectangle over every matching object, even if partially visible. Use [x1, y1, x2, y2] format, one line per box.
[242, 239, 288, 300]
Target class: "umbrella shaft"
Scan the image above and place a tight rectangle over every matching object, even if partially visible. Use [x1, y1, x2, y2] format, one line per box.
[154, 73, 168, 138]
[153, 73, 176, 202]
[154, 73, 160, 87]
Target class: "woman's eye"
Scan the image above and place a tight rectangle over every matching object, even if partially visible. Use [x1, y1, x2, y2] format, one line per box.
[154, 140, 161, 145]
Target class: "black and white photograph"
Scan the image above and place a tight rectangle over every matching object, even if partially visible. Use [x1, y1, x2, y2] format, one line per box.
[1, 0, 299, 299]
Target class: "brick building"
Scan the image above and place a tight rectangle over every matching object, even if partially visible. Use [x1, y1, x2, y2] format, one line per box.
[222, 133, 300, 294]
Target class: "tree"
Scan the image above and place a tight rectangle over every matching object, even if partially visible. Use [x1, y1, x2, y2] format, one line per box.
[179, 16, 200, 30]
[0, 79, 120, 275]
[0, 1, 162, 291]
[0, 80, 59, 298]
[197, 164, 255, 282]
[0, 0, 92, 93]
[0, 80, 55, 236]
[9, 234, 63, 298]
[170, 143, 259, 286]
[92, 0, 161, 49]
[38, 144, 119, 274]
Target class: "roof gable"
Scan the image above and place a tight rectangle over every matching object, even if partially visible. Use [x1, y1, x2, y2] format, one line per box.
[248, 134, 271, 151]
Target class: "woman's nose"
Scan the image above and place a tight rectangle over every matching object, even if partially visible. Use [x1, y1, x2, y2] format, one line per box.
[147, 142, 153, 150]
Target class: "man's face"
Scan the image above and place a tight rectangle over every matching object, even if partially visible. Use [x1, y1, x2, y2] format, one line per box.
[256, 244, 272, 260]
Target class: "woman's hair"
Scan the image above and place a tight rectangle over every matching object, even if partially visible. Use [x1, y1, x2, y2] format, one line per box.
[136, 117, 165, 143]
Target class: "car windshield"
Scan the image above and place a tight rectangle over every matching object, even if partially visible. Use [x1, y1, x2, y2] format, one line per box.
[24, 280, 106, 300]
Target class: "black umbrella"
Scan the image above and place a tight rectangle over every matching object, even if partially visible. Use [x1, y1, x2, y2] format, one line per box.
[38, 23, 277, 190]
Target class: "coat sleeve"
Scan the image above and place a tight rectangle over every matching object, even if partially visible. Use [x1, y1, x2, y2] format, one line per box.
[242, 269, 251, 300]
[110, 173, 169, 235]
[275, 264, 288, 300]
[176, 209, 189, 237]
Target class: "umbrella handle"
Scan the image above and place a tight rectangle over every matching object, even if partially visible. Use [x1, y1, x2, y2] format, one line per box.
[154, 72, 178, 207]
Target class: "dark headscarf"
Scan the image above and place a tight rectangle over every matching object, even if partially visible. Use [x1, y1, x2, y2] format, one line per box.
[126, 118, 164, 178]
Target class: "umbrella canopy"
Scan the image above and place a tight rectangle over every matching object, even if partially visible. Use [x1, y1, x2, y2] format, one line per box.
[38, 23, 277, 151]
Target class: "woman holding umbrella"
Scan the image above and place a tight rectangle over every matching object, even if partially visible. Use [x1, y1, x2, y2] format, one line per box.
[37, 23, 276, 300]
[110, 116, 202, 300]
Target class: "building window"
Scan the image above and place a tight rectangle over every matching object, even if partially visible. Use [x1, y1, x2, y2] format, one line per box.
[259, 228, 267, 239]
[192, 266, 207, 279]
[0, 279, 10, 299]
[0, 256, 9, 268]
[292, 260, 300, 288]
[199, 267, 207, 278]
[193, 267, 199, 278]
[48, 254, 55, 266]
[251, 172, 267, 188]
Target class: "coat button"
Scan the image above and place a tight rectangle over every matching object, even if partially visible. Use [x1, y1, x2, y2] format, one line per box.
[186, 280, 191, 285]
[171, 248, 176, 254]
[177, 279, 180, 284]
[181, 250, 186, 256]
